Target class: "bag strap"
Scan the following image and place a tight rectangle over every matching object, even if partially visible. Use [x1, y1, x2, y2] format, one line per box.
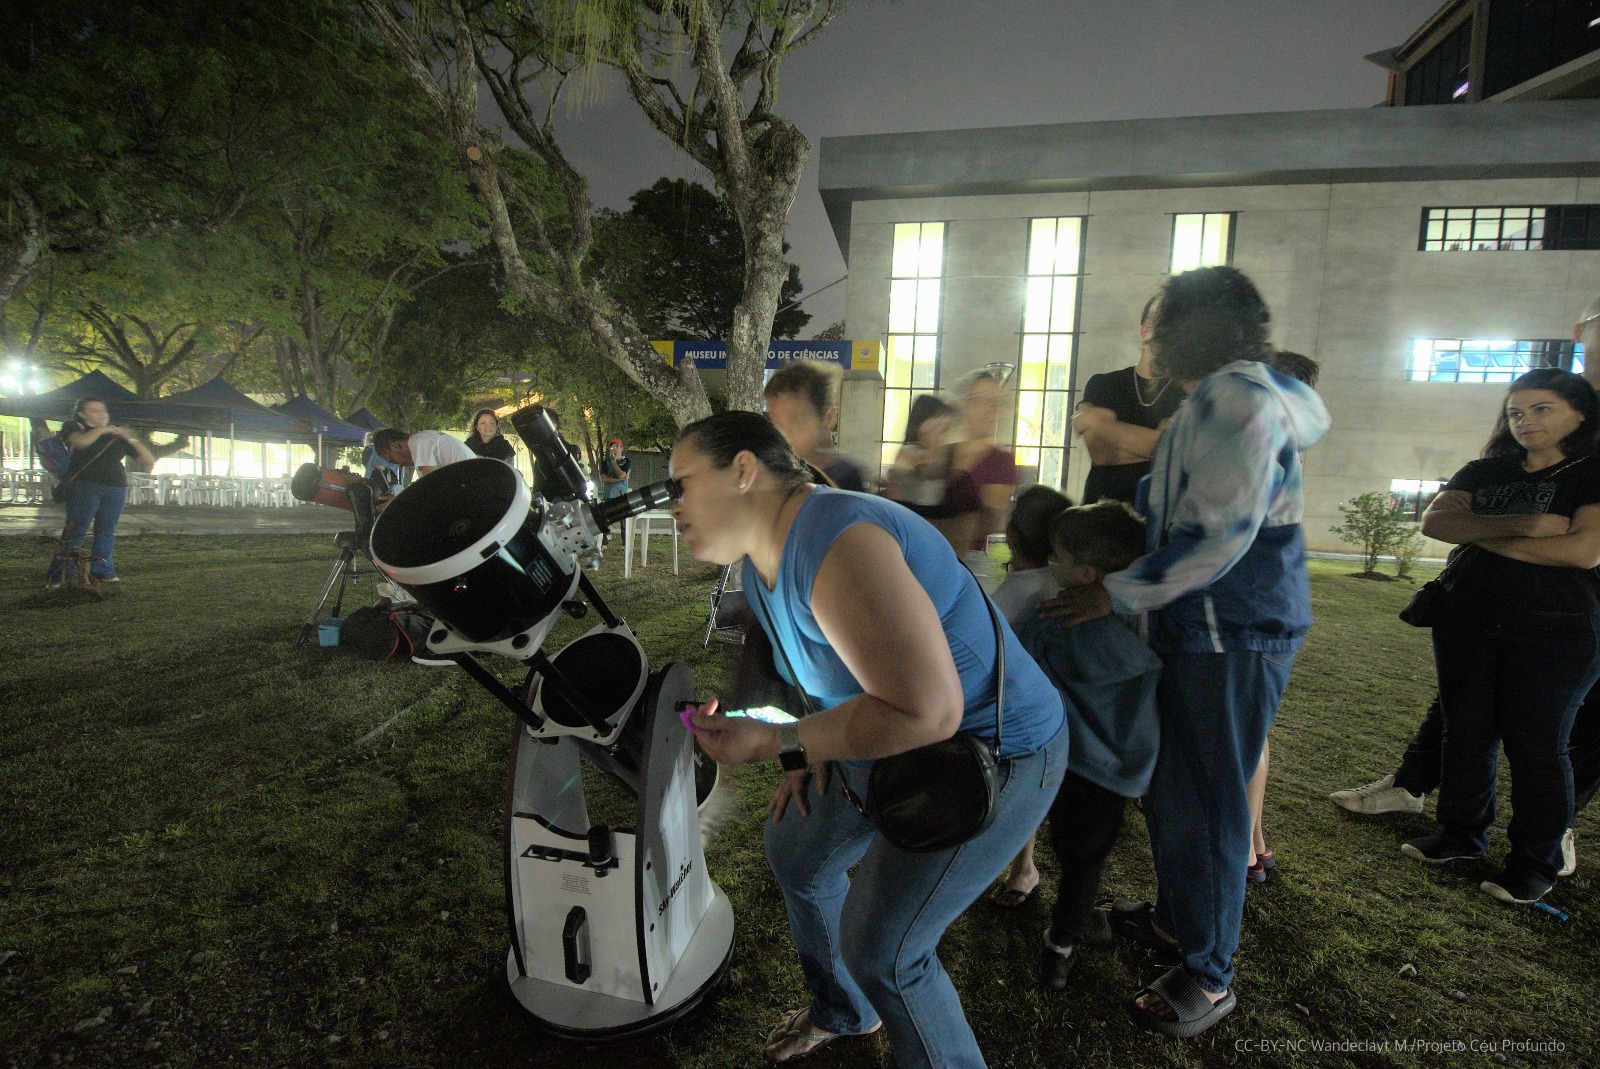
[56, 433, 119, 490]
[746, 556, 1006, 760]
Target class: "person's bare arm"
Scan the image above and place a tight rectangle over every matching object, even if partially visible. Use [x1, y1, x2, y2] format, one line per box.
[1073, 404, 1156, 467]
[1476, 504, 1600, 568]
[1421, 489, 1570, 543]
[690, 523, 965, 765]
[64, 424, 118, 449]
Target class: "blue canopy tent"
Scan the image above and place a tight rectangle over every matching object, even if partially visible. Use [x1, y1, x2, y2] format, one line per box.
[342, 407, 387, 432]
[274, 395, 368, 443]
[153, 375, 313, 475]
[0, 370, 140, 424]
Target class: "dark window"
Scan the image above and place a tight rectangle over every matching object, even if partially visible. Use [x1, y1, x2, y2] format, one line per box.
[1419, 205, 1600, 251]
[1405, 19, 1474, 105]
[1546, 205, 1600, 250]
[1484, 0, 1600, 99]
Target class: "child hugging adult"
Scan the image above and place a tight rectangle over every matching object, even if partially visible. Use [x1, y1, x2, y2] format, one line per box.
[1015, 501, 1162, 989]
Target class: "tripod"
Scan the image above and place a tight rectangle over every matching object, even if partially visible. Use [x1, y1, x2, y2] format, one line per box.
[296, 531, 364, 647]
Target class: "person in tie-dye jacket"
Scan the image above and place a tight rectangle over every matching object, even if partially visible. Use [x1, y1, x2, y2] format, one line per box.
[1046, 266, 1329, 1038]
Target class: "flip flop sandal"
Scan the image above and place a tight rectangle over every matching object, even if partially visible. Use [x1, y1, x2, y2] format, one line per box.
[764, 1007, 880, 1063]
[988, 884, 1037, 909]
[1100, 898, 1182, 960]
[1128, 965, 1237, 1039]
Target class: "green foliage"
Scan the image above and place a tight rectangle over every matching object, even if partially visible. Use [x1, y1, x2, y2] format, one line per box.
[591, 178, 810, 341]
[1392, 527, 1430, 580]
[1330, 490, 1419, 577]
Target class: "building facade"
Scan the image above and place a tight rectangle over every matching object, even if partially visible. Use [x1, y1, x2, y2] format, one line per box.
[819, 85, 1600, 552]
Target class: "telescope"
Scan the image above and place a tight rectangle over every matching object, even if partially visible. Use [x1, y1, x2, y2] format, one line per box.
[367, 406, 731, 1039]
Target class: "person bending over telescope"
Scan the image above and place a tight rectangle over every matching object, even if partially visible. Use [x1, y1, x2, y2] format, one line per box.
[372, 427, 475, 477]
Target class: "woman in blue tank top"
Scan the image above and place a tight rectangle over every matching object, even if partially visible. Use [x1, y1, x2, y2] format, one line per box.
[678, 412, 1066, 1069]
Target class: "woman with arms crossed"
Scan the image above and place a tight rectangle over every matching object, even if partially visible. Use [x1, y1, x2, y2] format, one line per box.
[1406, 368, 1600, 907]
[679, 412, 1065, 1068]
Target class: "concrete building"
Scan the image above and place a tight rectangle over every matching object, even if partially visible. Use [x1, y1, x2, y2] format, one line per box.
[817, 0, 1600, 552]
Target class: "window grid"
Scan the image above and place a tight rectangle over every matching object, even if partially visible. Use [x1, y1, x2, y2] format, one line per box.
[1170, 213, 1235, 274]
[1016, 217, 1086, 492]
[1419, 206, 1547, 251]
[881, 222, 946, 469]
[1407, 338, 1576, 383]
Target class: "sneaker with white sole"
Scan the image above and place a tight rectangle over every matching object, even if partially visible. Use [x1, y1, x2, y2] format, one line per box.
[1557, 827, 1576, 878]
[1401, 833, 1483, 865]
[1330, 774, 1425, 815]
[1481, 866, 1555, 905]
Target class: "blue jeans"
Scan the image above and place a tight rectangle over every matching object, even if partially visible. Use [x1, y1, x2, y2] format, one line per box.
[764, 730, 1067, 1069]
[1432, 610, 1600, 881]
[54, 481, 127, 580]
[1145, 650, 1294, 994]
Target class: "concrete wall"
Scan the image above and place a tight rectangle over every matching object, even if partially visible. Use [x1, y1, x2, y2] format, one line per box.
[842, 177, 1600, 554]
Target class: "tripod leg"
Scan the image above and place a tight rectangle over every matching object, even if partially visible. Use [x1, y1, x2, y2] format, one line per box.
[297, 548, 356, 647]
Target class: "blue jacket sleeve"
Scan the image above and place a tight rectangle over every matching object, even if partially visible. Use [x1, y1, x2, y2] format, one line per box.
[1103, 377, 1288, 614]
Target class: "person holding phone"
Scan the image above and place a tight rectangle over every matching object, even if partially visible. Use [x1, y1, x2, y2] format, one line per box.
[50, 396, 155, 585]
[677, 411, 1065, 1069]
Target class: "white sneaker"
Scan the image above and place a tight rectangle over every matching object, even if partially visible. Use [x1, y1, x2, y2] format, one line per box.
[1557, 828, 1577, 878]
[1329, 774, 1425, 815]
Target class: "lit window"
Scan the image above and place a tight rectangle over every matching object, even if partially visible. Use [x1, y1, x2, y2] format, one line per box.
[1170, 213, 1234, 273]
[882, 222, 945, 468]
[1407, 338, 1576, 383]
[1016, 217, 1085, 491]
[1390, 479, 1445, 521]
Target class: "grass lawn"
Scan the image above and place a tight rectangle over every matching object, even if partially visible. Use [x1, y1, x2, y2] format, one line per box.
[1, 537, 1596, 1068]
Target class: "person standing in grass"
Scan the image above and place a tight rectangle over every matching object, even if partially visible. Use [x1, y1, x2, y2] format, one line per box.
[1016, 500, 1163, 991]
[1331, 295, 1600, 882]
[1403, 368, 1600, 907]
[599, 437, 633, 501]
[51, 397, 155, 585]
[1046, 267, 1329, 1038]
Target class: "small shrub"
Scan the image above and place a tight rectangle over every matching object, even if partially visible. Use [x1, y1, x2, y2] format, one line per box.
[1329, 491, 1414, 578]
[1393, 528, 1429, 581]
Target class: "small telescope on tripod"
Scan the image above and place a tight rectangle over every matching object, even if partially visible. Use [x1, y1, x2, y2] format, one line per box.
[361, 408, 732, 1039]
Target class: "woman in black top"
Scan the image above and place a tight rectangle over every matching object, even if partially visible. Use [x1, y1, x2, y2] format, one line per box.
[53, 396, 155, 584]
[463, 408, 515, 463]
[1409, 368, 1600, 905]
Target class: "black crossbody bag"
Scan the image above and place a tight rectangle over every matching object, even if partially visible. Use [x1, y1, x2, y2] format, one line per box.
[752, 574, 1007, 853]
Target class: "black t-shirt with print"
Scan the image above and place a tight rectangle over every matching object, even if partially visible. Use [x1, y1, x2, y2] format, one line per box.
[59, 420, 137, 487]
[1444, 453, 1600, 615]
[1079, 366, 1184, 504]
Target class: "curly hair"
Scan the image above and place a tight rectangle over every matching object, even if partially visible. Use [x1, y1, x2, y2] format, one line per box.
[1149, 266, 1271, 383]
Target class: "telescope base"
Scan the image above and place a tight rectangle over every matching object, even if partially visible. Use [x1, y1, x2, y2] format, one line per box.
[504, 885, 734, 1040]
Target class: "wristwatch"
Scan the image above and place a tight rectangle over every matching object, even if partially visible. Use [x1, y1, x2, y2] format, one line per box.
[777, 720, 808, 772]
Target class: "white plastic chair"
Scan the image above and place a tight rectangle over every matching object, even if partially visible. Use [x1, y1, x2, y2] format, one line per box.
[623, 510, 679, 577]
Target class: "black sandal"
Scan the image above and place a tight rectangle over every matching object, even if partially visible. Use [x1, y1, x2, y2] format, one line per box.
[1128, 965, 1237, 1038]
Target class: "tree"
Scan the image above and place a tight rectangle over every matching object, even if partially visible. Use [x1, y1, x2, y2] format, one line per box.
[811, 320, 845, 340]
[357, 0, 841, 423]
[3, 0, 480, 421]
[1330, 491, 1418, 579]
[593, 178, 809, 341]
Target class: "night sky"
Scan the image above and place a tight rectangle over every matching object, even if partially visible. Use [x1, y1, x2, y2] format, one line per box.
[544, 0, 1448, 330]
